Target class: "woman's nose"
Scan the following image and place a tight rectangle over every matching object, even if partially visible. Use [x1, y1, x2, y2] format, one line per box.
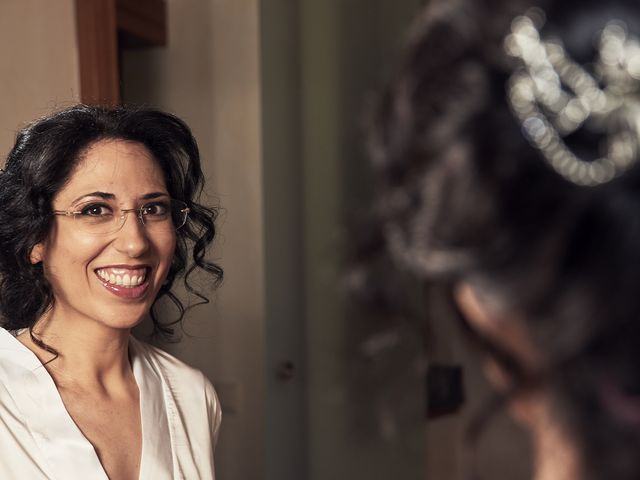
[113, 211, 150, 257]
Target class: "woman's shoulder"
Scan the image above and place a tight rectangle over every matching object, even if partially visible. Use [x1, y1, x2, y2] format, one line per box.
[130, 336, 222, 444]
[130, 337, 207, 381]
[0, 328, 43, 377]
[129, 336, 218, 401]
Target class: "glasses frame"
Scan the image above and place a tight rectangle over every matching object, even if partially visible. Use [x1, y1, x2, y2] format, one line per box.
[51, 198, 191, 234]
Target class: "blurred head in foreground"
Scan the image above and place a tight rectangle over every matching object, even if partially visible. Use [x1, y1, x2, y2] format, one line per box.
[367, 0, 640, 478]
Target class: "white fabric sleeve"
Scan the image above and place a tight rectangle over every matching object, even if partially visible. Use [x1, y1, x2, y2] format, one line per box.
[204, 376, 222, 449]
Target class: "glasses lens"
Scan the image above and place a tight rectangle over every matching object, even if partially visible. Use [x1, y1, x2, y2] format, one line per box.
[139, 199, 189, 230]
[71, 202, 119, 235]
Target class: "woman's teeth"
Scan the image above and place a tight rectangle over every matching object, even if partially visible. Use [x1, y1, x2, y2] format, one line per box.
[96, 268, 147, 288]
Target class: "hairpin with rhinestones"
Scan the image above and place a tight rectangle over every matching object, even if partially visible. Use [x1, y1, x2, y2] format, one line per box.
[504, 9, 640, 186]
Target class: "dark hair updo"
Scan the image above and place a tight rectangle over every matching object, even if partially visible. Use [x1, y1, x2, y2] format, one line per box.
[366, 0, 640, 478]
[0, 104, 223, 337]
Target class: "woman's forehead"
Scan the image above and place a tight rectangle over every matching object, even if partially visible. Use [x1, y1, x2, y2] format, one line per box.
[58, 139, 168, 200]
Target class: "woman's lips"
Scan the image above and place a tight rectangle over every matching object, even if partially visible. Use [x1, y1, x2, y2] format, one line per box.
[95, 266, 151, 299]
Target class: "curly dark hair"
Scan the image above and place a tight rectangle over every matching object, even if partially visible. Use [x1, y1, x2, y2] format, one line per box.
[0, 104, 223, 339]
[364, 0, 640, 478]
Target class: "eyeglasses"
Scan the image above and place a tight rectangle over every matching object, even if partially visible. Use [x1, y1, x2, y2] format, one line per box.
[52, 198, 190, 235]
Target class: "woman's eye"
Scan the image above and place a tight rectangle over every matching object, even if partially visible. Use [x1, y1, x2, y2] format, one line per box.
[80, 204, 112, 217]
[141, 202, 169, 216]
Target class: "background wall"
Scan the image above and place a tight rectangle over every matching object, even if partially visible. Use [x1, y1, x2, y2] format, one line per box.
[0, 0, 80, 156]
[259, 1, 307, 479]
[122, 1, 267, 479]
[299, 1, 428, 478]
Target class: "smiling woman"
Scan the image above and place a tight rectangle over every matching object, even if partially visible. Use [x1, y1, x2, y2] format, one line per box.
[0, 105, 223, 479]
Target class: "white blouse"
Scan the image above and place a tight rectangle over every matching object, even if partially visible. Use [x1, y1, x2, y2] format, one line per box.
[0, 328, 221, 479]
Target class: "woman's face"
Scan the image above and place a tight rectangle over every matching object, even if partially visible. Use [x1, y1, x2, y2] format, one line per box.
[31, 139, 176, 331]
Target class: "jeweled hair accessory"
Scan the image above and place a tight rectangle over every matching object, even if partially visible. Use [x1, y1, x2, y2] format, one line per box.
[505, 9, 640, 185]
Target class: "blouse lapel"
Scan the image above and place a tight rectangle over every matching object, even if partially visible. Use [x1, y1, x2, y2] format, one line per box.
[0, 329, 108, 480]
[130, 336, 175, 479]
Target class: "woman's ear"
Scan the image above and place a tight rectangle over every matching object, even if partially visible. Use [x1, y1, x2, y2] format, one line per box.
[455, 283, 548, 428]
[454, 283, 493, 331]
[454, 282, 540, 371]
[30, 243, 44, 264]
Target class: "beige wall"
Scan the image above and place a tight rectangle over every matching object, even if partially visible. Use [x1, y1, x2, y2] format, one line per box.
[121, 1, 266, 479]
[0, 0, 80, 158]
[300, 1, 428, 478]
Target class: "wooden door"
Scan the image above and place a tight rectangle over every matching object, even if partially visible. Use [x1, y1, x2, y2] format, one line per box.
[75, 0, 167, 105]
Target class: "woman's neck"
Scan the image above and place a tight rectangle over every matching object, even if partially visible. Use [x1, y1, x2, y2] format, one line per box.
[529, 401, 582, 480]
[510, 387, 582, 480]
[19, 311, 134, 391]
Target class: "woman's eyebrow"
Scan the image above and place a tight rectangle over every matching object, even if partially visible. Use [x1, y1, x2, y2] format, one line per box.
[70, 191, 169, 204]
[141, 192, 170, 200]
[71, 191, 115, 203]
